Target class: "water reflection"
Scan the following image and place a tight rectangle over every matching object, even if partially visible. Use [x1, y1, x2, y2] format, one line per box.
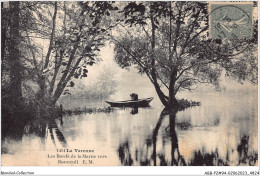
[24, 118, 67, 148]
[237, 135, 258, 166]
[130, 107, 138, 115]
[117, 108, 187, 166]
[117, 140, 133, 166]
[189, 135, 258, 166]
[117, 108, 258, 166]
[113, 106, 148, 115]
[1, 93, 258, 166]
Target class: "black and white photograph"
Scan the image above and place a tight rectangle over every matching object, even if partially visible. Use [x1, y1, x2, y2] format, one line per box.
[0, 0, 259, 173]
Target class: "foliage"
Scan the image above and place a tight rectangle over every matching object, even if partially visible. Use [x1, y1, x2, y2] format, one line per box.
[177, 99, 200, 111]
[1, 1, 258, 115]
[113, 1, 258, 107]
[2, 1, 119, 116]
[62, 66, 118, 99]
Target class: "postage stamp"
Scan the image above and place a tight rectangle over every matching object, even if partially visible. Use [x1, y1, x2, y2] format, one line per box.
[209, 2, 253, 39]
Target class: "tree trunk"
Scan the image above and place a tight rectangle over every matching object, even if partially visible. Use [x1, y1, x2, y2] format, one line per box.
[149, 12, 169, 107]
[9, 1, 23, 117]
[153, 79, 169, 107]
[1, 4, 6, 63]
[43, 1, 57, 69]
[168, 70, 179, 109]
[169, 90, 178, 109]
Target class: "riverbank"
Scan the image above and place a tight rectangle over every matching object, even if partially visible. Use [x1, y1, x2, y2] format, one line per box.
[63, 107, 115, 115]
[60, 98, 200, 115]
[178, 99, 200, 111]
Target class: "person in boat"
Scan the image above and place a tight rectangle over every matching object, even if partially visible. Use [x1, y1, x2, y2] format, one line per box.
[130, 93, 138, 101]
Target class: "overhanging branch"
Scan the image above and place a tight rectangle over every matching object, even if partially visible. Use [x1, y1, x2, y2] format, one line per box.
[111, 36, 154, 84]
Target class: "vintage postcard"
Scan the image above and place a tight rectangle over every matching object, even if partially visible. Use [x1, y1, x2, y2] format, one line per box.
[1, 0, 259, 174]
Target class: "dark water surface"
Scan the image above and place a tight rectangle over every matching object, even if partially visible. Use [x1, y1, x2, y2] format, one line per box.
[1, 91, 258, 166]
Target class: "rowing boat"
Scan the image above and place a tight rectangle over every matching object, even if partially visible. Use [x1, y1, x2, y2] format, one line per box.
[105, 97, 153, 107]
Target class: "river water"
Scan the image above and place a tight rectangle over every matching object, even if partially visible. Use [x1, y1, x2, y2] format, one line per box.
[1, 88, 258, 166]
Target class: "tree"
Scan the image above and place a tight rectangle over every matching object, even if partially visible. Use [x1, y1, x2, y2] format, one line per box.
[113, 1, 257, 108]
[1, 1, 35, 137]
[61, 65, 118, 99]
[2, 1, 119, 118]
[20, 2, 118, 113]
[4, 2, 23, 117]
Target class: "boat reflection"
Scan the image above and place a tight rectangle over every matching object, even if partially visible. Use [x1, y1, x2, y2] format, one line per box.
[130, 107, 138, 115]
[115, 106, 150, 115]
[1, 95, 257, 166]
[117, 108, 187, 166]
